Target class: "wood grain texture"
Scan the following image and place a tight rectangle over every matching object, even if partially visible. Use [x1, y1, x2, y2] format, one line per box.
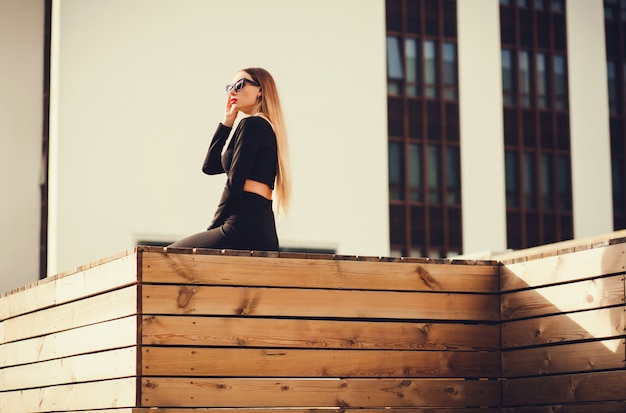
[141, 285, 499, 321]
[142, 315, 500, 351]
[142, 347, 500, 378]
[500, 243, 626, 292]
[1, 347, 137, 391]
[501, 306, 625, 348]
[140, 377, 501, 408]
[126, 409, 501, 413]
[503, 370, 626, 406]
[141, 251, 500, 293]
[0, 377, 137, 413]
[500, 275, 625, 320]
[502, 401, 626, 412]
[502, 339, 625, 377]
[2, 316, 138, 368]
[0, 253, 138, 321]
[1, 285, 138, 344]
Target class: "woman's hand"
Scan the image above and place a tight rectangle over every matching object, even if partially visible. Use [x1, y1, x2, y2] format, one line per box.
[222, 95, 238, 127]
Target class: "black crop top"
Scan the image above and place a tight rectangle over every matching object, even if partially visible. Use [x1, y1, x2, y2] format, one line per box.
[202, 116, 278, 228]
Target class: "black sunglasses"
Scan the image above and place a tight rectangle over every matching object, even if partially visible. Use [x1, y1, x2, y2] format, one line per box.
[226, 78, 260, 94]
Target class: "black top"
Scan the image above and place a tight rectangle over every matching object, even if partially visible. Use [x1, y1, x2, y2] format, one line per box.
[203, 116, 277, 228]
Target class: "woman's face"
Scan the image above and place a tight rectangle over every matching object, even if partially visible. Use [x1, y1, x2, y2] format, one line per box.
[227, 71, 261, 115]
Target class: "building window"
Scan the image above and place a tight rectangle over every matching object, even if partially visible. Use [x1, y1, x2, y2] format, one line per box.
[386, 0, 461, 257]
[501, 0, 573, 249]
[605, 0, 626, 230]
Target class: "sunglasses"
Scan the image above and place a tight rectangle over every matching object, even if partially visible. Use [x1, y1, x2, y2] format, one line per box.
[226, 78, 260, 94]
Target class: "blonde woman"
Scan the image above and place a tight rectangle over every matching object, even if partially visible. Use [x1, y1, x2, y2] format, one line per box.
[170, 67, 290, 251]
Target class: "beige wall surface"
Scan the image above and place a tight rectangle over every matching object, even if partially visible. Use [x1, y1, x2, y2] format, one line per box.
[567, 0, 613, 238]
[48, 0, 389, 274]
[0, 0, 44, 292]
[457, 0, 508, 255]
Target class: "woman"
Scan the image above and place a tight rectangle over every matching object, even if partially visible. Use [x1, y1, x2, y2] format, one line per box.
[169, 67, 291, 251]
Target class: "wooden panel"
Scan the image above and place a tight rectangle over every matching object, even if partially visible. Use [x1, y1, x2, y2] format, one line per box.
[0, 377, 137, 413]
[141, 251, 500, 293]
[1, 285, 138, 344]
[142, 315, 500, 351]
[2, 316, 138, 367]
[0, 252, 138, 321]
[502, 401, 626, 412]
[141, 377, 501, 408]
[500, 243, 626, 292]
[141, 285, 499, 321]
[501, 307, 625, 348]
[501, 275, 625, 320]
[142, 347, 500, 378]
[1, 347, 137, 391]
[502, 339, 625, 377]
[503, 370, 626, 406]
[127, 409, 501, 413]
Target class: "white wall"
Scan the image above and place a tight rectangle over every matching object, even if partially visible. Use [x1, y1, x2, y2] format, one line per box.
[48, 0, 389, 274]
[0, 0, 44, 292]
[457, 0, 508, 255]
[567, 0, 614, 238]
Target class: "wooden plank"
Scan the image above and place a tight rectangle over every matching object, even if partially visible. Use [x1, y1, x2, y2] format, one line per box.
[495, 229, 626, 263]
[501, 306, 625, 349]
[142, 347, 500, 378]
[1, 285, 138, 344]
[501, 243, 626, 292]
[141, 285, 499, 321]
[140, 377, 501, 408]
[0, 252, 138, 321]
[141, 251, 500, 293]
[502, 339, 625, 377]
[127, 409, 501, 413]
[502, 401, 626, 412]
[142, 316, 500, 351]
[0, 377, 137, 413]
[2, 316, 138, 368]
[501, 275, 625, 320]
[503, 370, 626, 406]
[0, 347, 137, 391]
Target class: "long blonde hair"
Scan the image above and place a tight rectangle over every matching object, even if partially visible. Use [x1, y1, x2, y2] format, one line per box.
[243, 67, 291, 214]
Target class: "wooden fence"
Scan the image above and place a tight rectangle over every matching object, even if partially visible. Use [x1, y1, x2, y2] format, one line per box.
[499, 234, 626, 413]
[1, 232, 625, 412]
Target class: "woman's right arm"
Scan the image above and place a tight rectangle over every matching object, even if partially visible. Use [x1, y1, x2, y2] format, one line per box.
[201, 123, 231, 175]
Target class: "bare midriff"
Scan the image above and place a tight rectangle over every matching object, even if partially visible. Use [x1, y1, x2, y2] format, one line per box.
[244, 179, 273, 200]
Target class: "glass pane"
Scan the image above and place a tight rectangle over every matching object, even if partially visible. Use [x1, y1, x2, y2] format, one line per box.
[389, 204, 406, 245]
[428, 145, 441, 203]
[557, 154, 572, 210]
[519, 50, 530, 106]
[387, 36, 404, 80]
[536, 53, 547, 108]
[424, 40, 438, 98]
[443, 43, 457, 86]
[405, 39, 419, 97]
[552, 0, 564, 12]
[541, 153, 553, 209]
[524, 152, 536, 208]
[505, 151, 519, 207]
[553, 55, 566, 110]
[408, 143, 422, 201]
[446, 146, 461, 204]
[607, 61, 617, 115]
[388, 141, 404, 200]
[502, 49, 514, 104]
[406, 39, 418, 83]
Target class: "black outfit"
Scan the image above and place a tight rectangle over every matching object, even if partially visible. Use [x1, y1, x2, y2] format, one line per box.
[169, 116, 279, 251]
